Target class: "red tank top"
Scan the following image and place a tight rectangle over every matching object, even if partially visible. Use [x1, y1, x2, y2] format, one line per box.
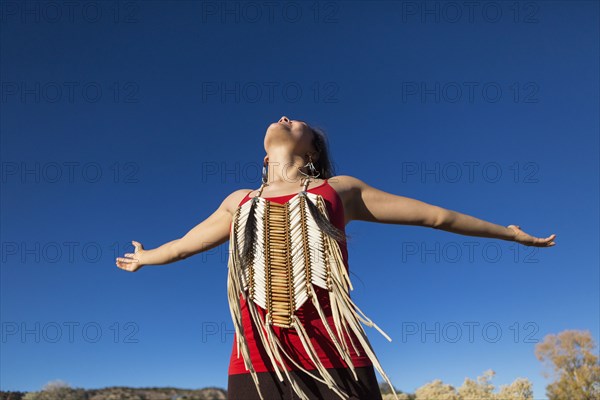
[227, 179, 374, 375]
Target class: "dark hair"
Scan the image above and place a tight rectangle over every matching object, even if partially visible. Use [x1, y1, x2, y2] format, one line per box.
[309, 125, 336, 179]
[240, 122, 349, 270]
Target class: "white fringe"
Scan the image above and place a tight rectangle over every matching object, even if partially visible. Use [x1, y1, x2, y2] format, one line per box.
[226, 193, 400, 400]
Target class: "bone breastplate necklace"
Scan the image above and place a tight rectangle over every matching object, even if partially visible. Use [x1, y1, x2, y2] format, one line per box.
[226, 177, 399, 400]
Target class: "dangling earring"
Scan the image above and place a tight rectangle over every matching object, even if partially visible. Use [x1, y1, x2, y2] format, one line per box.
[254, 159, 269, 198]
[298, 154, 320, 181]
[262, 160, 268, 185]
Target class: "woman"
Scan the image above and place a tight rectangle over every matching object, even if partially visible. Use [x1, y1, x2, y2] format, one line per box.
[116, 116, 556, 400]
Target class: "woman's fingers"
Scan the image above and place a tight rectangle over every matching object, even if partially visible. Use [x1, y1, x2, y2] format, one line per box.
[115, 241, 144, 272]
[116, 257, 139, 263]
[532, 233, 557, 247]
[542, 234, 556, 244]
[116, 257, 140, 272]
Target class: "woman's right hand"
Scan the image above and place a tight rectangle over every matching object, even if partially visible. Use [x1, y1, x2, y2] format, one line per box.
[116, 241, 145, 272]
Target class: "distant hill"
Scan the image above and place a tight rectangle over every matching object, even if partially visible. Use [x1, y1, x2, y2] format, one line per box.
[0, 386, 227, 400]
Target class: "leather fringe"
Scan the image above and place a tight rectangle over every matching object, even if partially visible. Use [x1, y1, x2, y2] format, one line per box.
[226, 193, 400, 400]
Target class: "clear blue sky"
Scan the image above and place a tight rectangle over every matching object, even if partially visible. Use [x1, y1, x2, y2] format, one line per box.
[1, 1, 598, 398]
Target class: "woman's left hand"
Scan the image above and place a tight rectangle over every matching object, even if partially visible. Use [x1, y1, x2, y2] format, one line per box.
[507, 225, 557, 247]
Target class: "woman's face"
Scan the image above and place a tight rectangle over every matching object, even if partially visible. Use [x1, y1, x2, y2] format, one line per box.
[265, 116, 315, 157]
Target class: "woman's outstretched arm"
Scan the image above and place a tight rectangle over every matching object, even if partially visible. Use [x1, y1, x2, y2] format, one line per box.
[340, 175, 556, 247]
[115, 189, 249, 272]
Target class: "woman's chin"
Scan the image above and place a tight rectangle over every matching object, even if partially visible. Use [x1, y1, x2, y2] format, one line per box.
[268, 122, 290, 131]
[266, 126, 291, 139]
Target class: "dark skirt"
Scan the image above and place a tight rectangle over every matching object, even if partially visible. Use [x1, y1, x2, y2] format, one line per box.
[227, 365, 383, 400]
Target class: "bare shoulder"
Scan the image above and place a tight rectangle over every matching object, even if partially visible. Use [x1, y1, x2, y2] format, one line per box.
[221, 188, 254, 215]
[327, 175, 366, 194]
[326, 175, 367, 223]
